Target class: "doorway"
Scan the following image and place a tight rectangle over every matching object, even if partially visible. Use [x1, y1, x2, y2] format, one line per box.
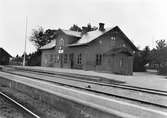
[69, 53, 74, 68]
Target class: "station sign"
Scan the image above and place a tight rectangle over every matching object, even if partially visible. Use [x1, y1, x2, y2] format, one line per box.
[58, 49, 64, 54]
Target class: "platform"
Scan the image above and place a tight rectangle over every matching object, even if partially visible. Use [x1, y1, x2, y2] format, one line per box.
[12, 66, 167, 92]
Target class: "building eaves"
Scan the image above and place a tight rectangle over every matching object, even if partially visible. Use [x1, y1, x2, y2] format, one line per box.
[61, 30, 81, 37]
[40, 40, 56, 50]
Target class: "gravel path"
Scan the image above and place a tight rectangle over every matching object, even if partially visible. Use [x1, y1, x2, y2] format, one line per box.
[0, 85, 66, 118]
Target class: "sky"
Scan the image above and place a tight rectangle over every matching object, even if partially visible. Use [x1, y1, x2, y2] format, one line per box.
[0, 0, 167, 57]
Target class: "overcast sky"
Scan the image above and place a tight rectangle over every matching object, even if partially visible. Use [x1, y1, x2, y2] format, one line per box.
[0, 0, 167, 56]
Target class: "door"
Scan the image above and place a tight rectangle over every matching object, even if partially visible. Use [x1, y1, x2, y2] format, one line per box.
[112, 55, 125, 74]
[69, 53, 74, 68]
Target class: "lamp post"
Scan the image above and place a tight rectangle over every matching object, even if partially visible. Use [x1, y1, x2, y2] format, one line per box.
[23, 16, 28, 66]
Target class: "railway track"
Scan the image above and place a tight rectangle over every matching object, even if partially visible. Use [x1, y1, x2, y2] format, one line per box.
[18, 68, 167, 96]
[1, 66, 167, 109]
[0, 91, 40, 118]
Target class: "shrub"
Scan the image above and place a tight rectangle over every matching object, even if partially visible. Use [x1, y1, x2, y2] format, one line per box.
[158, 66, 167, 75]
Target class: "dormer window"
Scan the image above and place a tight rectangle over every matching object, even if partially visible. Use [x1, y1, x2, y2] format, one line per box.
[59, 38, 64, 46]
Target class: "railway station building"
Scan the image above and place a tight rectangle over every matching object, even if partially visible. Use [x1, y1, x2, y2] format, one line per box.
[40, 23, 137, 75]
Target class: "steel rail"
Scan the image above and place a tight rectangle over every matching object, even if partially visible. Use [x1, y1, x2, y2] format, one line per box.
[0, 91, 40, 118]
[4, 66, 167, 96]
[12, 68, 167, 96]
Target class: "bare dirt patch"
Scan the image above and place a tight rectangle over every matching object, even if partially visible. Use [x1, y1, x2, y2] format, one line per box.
[0, 85, 66, 118]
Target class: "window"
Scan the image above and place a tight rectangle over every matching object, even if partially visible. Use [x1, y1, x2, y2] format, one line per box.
[44, 54, 48, 64]
[54, 54, 57, 63]
[96, 54, 102, 65]
[59, 38, 64, 46]
[77, 53, 82, 65]
[111, 36, 116, 40]
[54, 54, 59, 63]
[57, 55, 60, 62]
[64, 54, 68, 63]
[120, 58, 123, 67]
[50, 54, 53, 62]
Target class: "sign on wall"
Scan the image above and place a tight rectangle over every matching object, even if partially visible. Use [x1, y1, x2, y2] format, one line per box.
[58, 49, 64, 54]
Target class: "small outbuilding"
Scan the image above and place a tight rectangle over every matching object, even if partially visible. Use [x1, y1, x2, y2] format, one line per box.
[0, 48, 12, 65]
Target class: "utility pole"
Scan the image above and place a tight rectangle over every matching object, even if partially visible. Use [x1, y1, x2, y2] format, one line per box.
[23, 16, 28, 66]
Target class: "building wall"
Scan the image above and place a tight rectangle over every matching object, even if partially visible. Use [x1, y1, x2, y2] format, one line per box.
[64, 46, 88, 69]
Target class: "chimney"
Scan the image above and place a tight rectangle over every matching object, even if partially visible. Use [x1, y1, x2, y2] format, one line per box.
[99, 23, 105, 31]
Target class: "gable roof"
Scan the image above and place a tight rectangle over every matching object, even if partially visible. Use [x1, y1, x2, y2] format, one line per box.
[40, 26, 137, 51]
[68, 27, 113, 47]
[40, 40, 56, 50]
[40, 30, 81, 50]
[61, 29, 81, 37]
[0, 48, 12, 57]
[115, 26, 138, 51]
[68, 26, 138, 51]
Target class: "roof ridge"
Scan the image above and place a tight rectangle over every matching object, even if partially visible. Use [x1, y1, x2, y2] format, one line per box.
[62, 29, 81, 32]
[61, 29, 81, 37]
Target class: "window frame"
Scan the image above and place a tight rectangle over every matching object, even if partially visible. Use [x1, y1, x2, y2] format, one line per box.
[64, 54, 68, 64]
[96, 54, 102, 65]
[77, 53, 82, 65]
[50, 54, 53, 62]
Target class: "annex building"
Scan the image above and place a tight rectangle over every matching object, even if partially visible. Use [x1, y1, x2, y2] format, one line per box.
[40, 23, 137, 75]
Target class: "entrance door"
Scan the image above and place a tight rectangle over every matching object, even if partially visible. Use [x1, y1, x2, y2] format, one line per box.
[60, 54, 63, 68]
[112, 55, 125, 74]
[69, 53, 74, 68]
[113, 54, 131, 75]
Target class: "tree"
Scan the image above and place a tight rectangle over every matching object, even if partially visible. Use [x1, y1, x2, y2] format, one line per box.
[30, 27, 58, 49]
[133, 46, 151, 72]
[154, 39, 167, 66]
[141, 46, 151, 65]
[85, 23, 98, 32]
[44, 29, 58, 41]
[30, 27, 45, 49]
[149, 39, 167, 74]
[69, 23, 98, 32]
[27, 50, 41, 66]
[10, 54, 23, 65]
[156, 39, 167, 50]
[69, 24, 82, 32]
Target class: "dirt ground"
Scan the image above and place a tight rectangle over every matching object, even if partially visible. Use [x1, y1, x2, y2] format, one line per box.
[0, 85, 66, 118]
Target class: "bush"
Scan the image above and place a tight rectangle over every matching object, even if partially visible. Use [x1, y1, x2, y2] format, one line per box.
[27, 51, 41, 66]
[158, 66, 167, 75]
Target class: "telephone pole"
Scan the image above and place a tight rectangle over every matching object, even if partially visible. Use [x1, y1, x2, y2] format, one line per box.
[23, 16, 28, 66]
